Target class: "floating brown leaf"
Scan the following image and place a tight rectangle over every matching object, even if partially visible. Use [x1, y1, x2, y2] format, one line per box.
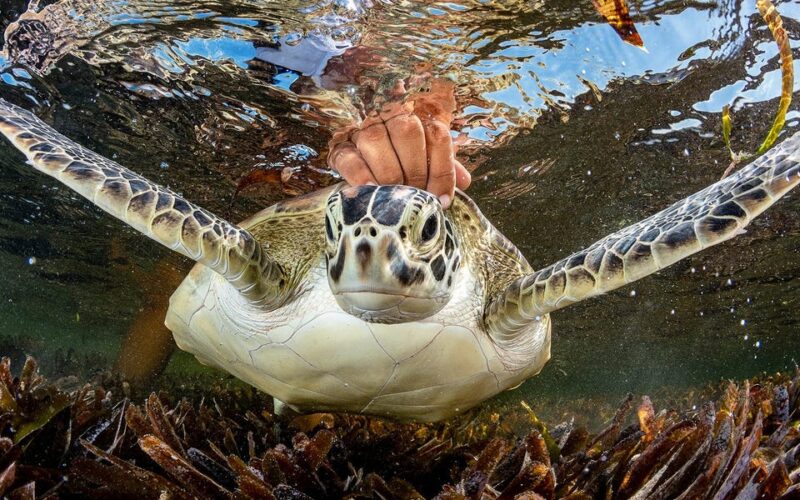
[591, 0, 645, 49]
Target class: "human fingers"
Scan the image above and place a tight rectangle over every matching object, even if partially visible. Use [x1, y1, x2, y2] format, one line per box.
[385, 113, 428, 189]
[352, 123, 405, 185]
[455, 160, 472, 191]
[328, 141, 378, 186]
[423, 119, 456, 207]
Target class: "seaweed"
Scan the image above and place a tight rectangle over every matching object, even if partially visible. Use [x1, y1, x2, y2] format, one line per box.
[0, 356, 797, 498]
[721, 0, 794, 176]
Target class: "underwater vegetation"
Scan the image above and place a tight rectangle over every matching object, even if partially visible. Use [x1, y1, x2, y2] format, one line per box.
[0, 356, 796, 498]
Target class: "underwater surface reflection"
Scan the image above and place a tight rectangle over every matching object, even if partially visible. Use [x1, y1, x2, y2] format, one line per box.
[0, 0, 798, 420]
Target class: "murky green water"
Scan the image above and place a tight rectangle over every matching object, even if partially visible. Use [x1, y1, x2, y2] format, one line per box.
[0, 0, 798, 421]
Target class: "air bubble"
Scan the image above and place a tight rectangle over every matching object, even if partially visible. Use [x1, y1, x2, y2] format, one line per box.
[27, 256, 36, 265]
[284, 33, 303, 46]
[629, 290, 636, 297]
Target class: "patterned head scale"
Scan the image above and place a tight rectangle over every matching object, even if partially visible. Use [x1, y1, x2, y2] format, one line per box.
[324, 185, 461, 323]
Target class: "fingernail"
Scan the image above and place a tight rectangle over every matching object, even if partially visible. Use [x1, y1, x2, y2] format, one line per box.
[365, 181, 377, 186]
[438, 194, 451, 208]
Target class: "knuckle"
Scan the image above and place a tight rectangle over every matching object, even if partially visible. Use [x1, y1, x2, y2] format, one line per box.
[426, 121, 451, 143]
[328, 147, 345, 169]
[330, 146, 356, 164]
[388, 115, 421, 135]
[331, 149, 366, 173]
[332, 141, 356, 154]
[328, 127, 354, 149]
[357, 123, 388, 142]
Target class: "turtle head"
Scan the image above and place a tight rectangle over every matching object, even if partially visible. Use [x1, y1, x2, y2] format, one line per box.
[325, 185, 461, 323]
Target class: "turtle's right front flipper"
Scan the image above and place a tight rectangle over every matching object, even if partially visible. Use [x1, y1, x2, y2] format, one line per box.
[0, 99, 286, 306]
[486, 130, 800, 338]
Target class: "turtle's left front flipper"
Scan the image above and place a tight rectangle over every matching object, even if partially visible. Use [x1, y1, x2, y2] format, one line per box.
[486, 131, 800, 336]
[0, 99, 286, 306]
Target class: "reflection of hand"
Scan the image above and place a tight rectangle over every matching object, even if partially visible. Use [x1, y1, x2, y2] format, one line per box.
[320, 46, 383, 89]
[327, 81, 471, 208]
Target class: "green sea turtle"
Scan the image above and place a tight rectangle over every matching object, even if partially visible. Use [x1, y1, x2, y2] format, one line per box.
[1, 98, 799, 421]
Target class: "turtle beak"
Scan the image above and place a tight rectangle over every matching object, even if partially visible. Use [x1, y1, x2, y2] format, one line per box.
[335, 291, 442, 323]
[337, 291, 404, 311]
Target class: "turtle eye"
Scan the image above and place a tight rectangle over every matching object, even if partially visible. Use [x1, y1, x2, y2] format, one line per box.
[420, 214, 438, 242]
[324, 194, 344, 246]
[325, 214, 340, 243]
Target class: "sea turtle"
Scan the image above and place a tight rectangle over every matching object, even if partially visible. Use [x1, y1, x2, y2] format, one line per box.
[1, 98, 799, 422]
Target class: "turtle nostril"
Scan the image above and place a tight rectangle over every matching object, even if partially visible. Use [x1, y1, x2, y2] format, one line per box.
[369, 227, 377, 237]
[354, 227, 362, 237]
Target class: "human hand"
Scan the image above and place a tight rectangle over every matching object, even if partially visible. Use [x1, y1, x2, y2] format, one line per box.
[319, 46, 384, 90]
[327, 80, 471, 208]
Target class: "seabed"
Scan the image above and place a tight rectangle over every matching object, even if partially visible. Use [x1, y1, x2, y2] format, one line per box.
[0, 355, 796, 499]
